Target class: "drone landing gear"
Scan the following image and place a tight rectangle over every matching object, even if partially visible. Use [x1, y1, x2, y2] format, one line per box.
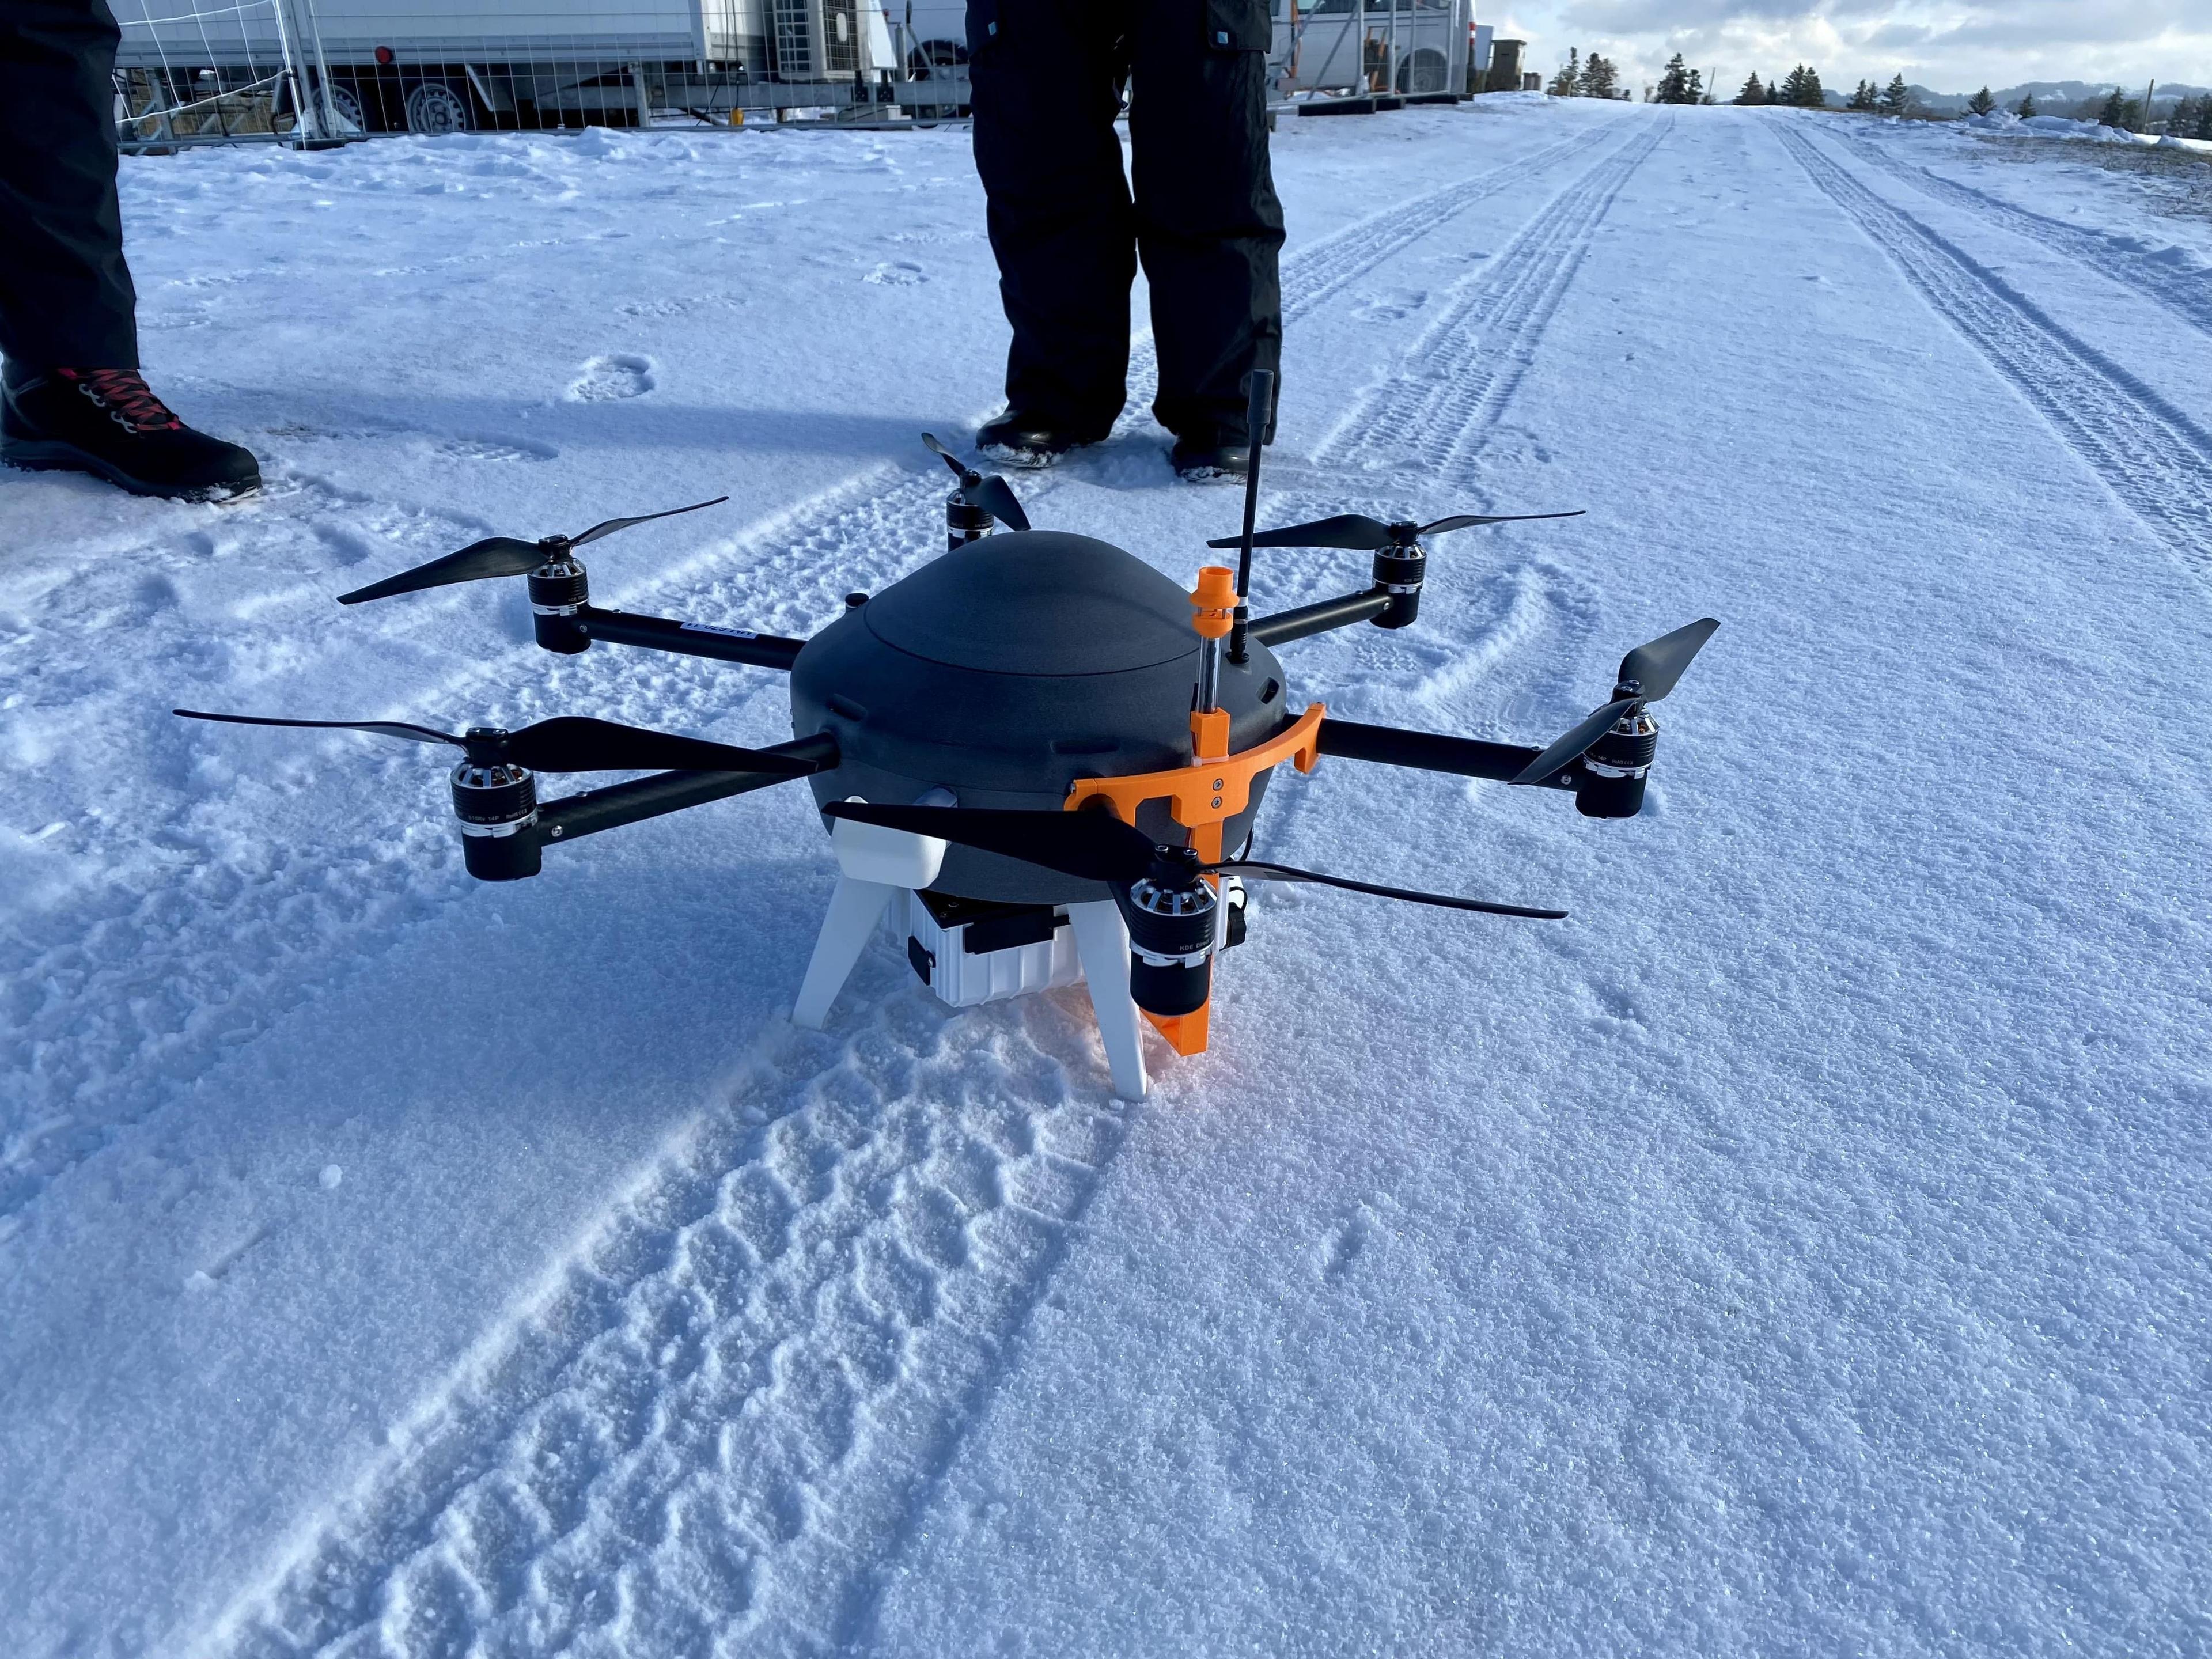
[792, 874, 903, 1029]
[791, 804, 1152, 1099]
[1066, 901, 1149, 1101]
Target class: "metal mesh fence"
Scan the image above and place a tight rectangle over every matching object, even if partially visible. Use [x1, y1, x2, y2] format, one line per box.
[116, 0, 978, 137]
[111, 0, 340, 149]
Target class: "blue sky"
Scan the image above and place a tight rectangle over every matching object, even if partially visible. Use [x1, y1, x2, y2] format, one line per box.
[1482, 2, 2212, 97]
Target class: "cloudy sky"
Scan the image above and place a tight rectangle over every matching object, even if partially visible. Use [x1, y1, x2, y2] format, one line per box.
[1481, 2, 2212, 97]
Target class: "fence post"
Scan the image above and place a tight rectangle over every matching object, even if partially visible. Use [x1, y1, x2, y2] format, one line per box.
[286, 0, 342, 143]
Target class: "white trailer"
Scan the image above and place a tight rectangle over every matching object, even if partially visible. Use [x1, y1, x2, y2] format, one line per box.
[111, 0, 946, 136]
[1274, 0, 1473, 97]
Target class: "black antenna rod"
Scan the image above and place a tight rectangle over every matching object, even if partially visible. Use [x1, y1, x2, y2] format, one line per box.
[1228, 366, 1274, 665]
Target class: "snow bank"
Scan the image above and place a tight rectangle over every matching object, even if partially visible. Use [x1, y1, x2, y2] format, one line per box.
[1956, 109, 2210, 154]
[1961, 109, 2162, 146]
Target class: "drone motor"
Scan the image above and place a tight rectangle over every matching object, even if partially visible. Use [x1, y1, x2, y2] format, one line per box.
[922, 433, 1030, 550]
[1119, 856, 1219, 1017]
[528, 549, 592, 655]
[451, 741, 543, 881]
[1372, 537, 1426, 630]
[945, 493, 995, 549]
[1576, 700, 1661, 819]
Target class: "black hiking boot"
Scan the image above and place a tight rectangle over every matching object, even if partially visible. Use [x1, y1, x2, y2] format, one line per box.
[2, 365, 260, 502]
[976, 412, 1108, 470]
[1169, 434, 1252, 484]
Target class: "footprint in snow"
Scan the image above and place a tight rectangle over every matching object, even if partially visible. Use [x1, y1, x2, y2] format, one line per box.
[436, 435, 558, 463]
[567, 354, 654, 402]
[1319, 1209, 1373, 1281]
[865, 260, 927, 286]
[1351, 289, 1428, 322]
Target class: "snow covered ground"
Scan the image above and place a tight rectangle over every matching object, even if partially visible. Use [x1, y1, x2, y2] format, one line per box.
[3, 100, 2209, 1657]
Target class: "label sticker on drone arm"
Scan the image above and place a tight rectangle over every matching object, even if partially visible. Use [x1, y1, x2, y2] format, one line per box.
[680, 622, 760, 641]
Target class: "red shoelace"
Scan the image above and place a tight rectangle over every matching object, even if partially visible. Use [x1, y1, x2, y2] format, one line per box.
[59, 368, 183, 433]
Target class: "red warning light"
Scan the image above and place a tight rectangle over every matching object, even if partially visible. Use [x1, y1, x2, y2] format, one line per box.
[373, 44, 395, 64]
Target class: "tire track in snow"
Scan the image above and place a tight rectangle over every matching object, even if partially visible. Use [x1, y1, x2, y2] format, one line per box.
[138, 124, 1658, 1655]
[1277, 118, 1625, 315]
[1229, 125, 1665, 871]
[0, 113, 1638, 1238]
[207, 980, 1129, 1658]
[1119, 116, 1624, 410]
[1778, 122, 2212, 583]
[1833, 126, 2212, 337]
[1321, 119, 1668, 475]
[0, 475, 942, 1244]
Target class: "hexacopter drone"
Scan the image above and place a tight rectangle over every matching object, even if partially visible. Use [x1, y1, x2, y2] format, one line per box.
[177, 376, 1717, 1098]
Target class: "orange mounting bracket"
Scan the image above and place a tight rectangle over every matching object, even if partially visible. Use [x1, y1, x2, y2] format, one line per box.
[1065, 703, 1325, 1059]
[1065, 702, 1325, 845]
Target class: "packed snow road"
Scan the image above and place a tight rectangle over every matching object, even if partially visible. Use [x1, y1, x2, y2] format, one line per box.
[3, 101, 2208, 1658]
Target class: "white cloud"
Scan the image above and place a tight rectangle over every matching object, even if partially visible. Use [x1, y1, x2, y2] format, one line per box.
[1477, 2, 2212, 97]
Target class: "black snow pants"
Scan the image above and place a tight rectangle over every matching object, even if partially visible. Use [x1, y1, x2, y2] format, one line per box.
[0, 0, 138, 370]
[967, 0, 1284, 445]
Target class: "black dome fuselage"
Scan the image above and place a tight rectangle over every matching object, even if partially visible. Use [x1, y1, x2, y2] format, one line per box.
[791, 530, 1293, 903]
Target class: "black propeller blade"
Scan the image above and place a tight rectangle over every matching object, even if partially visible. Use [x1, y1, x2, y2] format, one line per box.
[173, 709, 815, 776]
[1225, 859, 1568, 920]
[568, 498, 729, 548]
[336, 536, 544, 605]
[1207, 508, 1582, 552]
[828, 802, 1152, 882]
[1510, 697, 1643, 787]
[821, 802, 1563, 920]
[1510, 616, 1722, 786]
[1617, 616, 1721, 701]
[336, 497, 729, 605]
[922, 433, 1031, 532]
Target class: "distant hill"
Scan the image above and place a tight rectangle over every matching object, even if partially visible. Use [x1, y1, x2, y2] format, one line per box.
[1882, 79, 2210, 116]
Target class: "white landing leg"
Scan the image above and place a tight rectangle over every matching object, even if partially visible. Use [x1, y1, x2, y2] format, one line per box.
[793, 876, 899, 1030]
[1068, 899, 1147, 1101]
[794, 805, 950, 1031]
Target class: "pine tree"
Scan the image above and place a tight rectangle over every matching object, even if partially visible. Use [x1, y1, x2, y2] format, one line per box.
[2097, 88, 2127, 128]
[1967, 86, 1995, 116]
[1578, 54, 1619, 100]
[1548, 48, 1580, 98]
[2016, 92, 2037, 118]
[2196, 96, 2212, 140]
[1733, 71, 1766, 107]
[1878, 73, 1910, 116]
[1656, 54, 1694, 105]
[1775, 65, 1824, 108]
[1847, 79, 1877, 112]
[1689, 68, 1705, 103]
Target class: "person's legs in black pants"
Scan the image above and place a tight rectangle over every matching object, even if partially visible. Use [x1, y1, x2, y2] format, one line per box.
[968, 0, 1134, 445]
[0, 0, 259, 499]
[1127, 0, 1283, 454]
[0, 0, 138, 369]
